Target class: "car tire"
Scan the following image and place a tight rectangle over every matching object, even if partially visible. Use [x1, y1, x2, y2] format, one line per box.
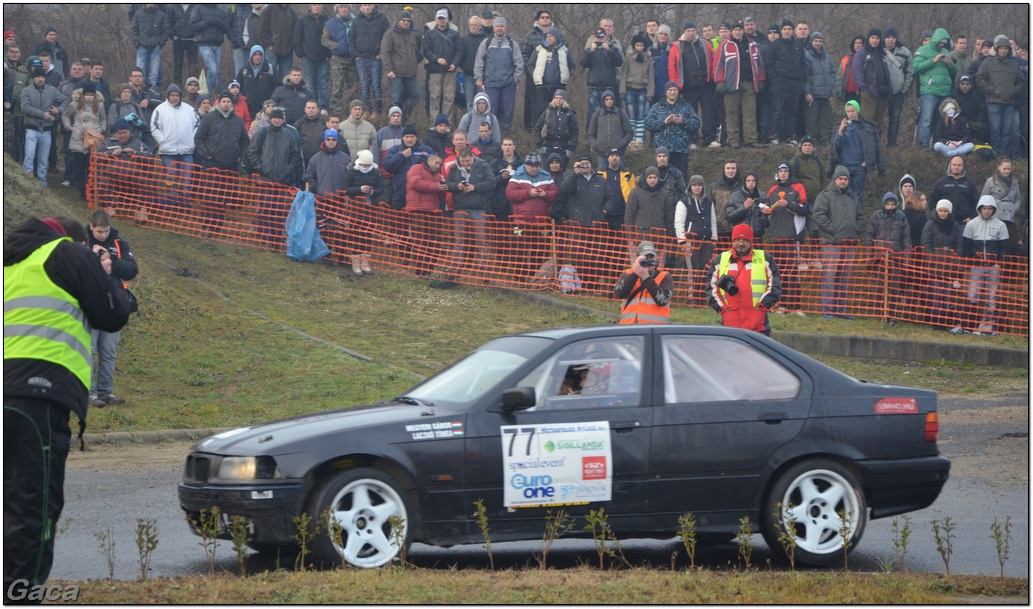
[305, 467, 412, 568]
[761, 460, 867, 567]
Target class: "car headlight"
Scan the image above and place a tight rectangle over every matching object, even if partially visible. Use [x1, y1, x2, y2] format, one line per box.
[217, 456, 281, 480]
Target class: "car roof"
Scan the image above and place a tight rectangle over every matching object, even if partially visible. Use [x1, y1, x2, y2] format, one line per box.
[515, 324, 754, 340]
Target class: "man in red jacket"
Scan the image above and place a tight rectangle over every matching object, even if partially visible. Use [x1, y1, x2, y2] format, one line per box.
[704, 223, 782, 335]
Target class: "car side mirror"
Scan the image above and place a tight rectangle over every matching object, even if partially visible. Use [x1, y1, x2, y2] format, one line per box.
[501, 387, 536, 412]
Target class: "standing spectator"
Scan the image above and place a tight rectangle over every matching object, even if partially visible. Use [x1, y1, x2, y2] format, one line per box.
[4, 43, 28, 164]
[303, 127, 351, 196]
[182, 76, 201, 109]
[930, 155, 980, 225]
[123, 66, 163, 151]
[521, 10, 555, 130]
[921, 199, 963, 329]
[757, 24, 781, 142]
[715, 20, 766, 150]
[586, 89, 630, 168]
[423, 8, 461, 121]
[506, 153, 559, 280]
[614, 240, 674, 325]
[834, 36, 864, 107]
[599, 149, 634, 230]
[381, 10, 422, 122]
[644, 81, 699, 178]
[624, 166, 674, 242]
[226, 80, 250, 129]
[350, 3, 390, 120]
[710, 158, 742, 239]
[932, 97, 974, 157]
[813, 166, 863, 320]
[57, 62, 88, 184]
[61, 81, 106, 197]
[446, 146, 496, 276]
[4, 217, 129, 606]
[704, 223, 781, 335]
[424, 112, 451, 156]
[474, 121, 501, 163]
[675, 173, 714, 273]
[191, 3, 230, 95]
[527, 29, 575, 126]
[651, 25, 673, 104]
[294, 3, 330, 110]
[247, 106, 303, 243]
[654, 146, 687, 210]
[404, 152, 446, 275]
[166, 4, 200, 88]
[458, 92, 500, 143]
[322, 3, 356, 119]
[236, 44, 275, 119]
[829, 100, 885, 208]
[556, 154, 616, 290]
[20, 66, 68, 185]
[864, 192, 912, 323]
[580, 26, 622, 130]
[959, 196, 1009, 334]
[374, 105, 404, 195]
[338, 149, 384, 274]
[383, 124, 433, 210]
[271, 67, 314, 124]
[475, 17, 523, 132]
[884, 27, 914, 148]
[981, 156, 1022, 254]
[769, 19, 806, 144]
[922, 199, 963, 254]
[976, 35, 1023, 157]
[803, 32, 835, 144]
[913, 28, 956, 150]
[194, 92, 249, 235]
[764, 163, 809, 314]
[339, 99, 376, 158]
[295, 99, 330, 163]
[952, 75, 989, 144]
[458, 16, 488, 114]
[229, 3, 261, 77]
[852, 28, 895, 135]
[620, 34, 655, 147]
[668, 22, 716, 147]
[131, 4, 170, 90]
[950, 34, 973, 86]
[488, 136, 521, 218]
[791, 136, 825, 205]
[150, 83, 199, 207]
[583, 18, 625, 58]
[725, 170, 769, 240]
[33, 27, 69, 77]
[83, 210, 138, 406]
[258, 4, 298, 84]
[904, 189, 930, 248]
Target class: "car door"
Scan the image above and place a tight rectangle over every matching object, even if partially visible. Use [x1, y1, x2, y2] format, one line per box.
[648, 332, 812, 530]
[464, 334, 654, 540]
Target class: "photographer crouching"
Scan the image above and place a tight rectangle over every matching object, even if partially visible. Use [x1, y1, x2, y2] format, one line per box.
[614, 240, 673, 324]
[704, 223, 782, 336]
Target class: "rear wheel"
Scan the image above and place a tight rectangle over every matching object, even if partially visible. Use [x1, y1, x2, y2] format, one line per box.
[761, 460, 867, 567]
[306, 468, 411, 568]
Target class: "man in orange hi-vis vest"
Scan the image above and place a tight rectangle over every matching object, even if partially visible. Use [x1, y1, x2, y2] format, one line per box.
[613, 240, 674, 324]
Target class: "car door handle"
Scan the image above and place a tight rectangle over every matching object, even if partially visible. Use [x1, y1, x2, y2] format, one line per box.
[759, 412, 787, 424]
[611, 420, 641, 432]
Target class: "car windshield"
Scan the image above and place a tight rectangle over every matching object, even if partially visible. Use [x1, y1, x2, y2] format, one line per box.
[404, 336, 552, 407]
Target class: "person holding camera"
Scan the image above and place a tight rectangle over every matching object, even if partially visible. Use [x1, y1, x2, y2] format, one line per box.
[704, 223, 781, 335]
[614, 240, 673, 324]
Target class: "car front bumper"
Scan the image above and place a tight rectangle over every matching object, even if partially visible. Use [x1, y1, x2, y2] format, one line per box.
[178, 482, 303, 544]
[859, 455, 951, 519]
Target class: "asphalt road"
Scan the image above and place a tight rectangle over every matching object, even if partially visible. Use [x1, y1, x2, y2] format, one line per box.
[49, 396, 1028, 581]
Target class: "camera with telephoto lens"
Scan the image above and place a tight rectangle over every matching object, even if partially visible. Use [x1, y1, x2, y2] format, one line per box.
[641, 256, 657, 268]
[717, 274, 738, 295]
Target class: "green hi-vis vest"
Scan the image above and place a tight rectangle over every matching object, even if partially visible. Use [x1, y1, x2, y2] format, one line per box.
[4, 237, 93, 390]
[718, 249, 767, 307]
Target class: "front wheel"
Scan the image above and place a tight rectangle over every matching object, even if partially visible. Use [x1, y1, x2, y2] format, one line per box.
[306, 467, 412, 568]
[761, 460, 867, 567]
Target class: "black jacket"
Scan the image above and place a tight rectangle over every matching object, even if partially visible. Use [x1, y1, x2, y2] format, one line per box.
[580, 44, 623, 89]
[195, 108, 249, 166]
[190, 4, 230, 47]
[271, 76, 315, 124]
[930, 171, 980, 224]
[165, 4, 198, 39]
[4, 219, 131, 420]
[84, 225, 138, 284]
[770, 36, 806, 86]
[348, 7, 390, 59]
[557, 171, 615, 227]
[460, 31, 489, 75]
[236, 55, 276, 118]
[294, 11, 330, 61]
[422, 26, 462, 74]
[131, 5, 171, 50]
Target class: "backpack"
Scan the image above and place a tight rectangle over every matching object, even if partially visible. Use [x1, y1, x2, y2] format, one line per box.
[558, 264, 581, 294]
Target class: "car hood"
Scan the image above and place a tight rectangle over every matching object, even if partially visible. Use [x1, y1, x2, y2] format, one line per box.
[191, 401, 443, 455]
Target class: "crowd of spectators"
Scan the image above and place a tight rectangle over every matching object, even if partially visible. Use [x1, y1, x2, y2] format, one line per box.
[2, 7, 1027, 332]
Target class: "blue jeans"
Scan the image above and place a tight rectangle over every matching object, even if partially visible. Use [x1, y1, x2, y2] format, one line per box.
[232, 47, 248, 78]
[966, 265, 1001, 332]
[933, 141, 975, 157]
[90, 329, 120, 396]
[388, 76, 421, 119]
[820, 244, 854, 315]
[586, 88, 606, 130]
[887, 92, 906, 146]
[356, 57, 383, 112]
[267, 53, 292, 85]
[845, 164, 867, 208]
[916, 94, 944, 149]
[198, 45, 222, 94]
[136, 46, 163, 89]
[303, 57, 330, 109]
[159, 154, 194, 207]
[986, 102, 1016, 157]
[485, 82, 516, 131]
[462, 72, 479, 110]
[22, 128, 51, 185]
[624, 89, 648, 122]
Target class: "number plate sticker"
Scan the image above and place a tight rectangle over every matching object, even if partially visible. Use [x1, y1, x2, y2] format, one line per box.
[500, 422, 612, 508]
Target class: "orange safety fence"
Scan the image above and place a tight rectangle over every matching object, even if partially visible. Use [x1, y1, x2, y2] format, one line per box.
[87, 154, 1031, 338]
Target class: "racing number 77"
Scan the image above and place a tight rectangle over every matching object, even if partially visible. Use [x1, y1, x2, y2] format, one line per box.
[503, 427, 537, 457]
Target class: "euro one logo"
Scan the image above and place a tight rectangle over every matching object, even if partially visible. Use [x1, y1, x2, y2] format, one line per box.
[7, 580, 81, 602]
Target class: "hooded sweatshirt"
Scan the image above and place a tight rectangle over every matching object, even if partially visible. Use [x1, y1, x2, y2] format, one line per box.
[457, 92, 501, 143]
[914, 28, 956, 97]
[865, 192, 912, 251]
[236, 45, 276, 118]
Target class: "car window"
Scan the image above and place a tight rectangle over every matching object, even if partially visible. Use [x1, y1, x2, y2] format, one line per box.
[515, 336, 644, 410]
[407, 349, 530, 405]
[662, 336, 801, 403]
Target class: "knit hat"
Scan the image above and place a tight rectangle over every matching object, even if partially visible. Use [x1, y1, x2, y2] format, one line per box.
[577, 153, 591, 162]
[167, 83, 181, 95]
[845, 99, 860, 114]
[977, 195, 997, 211]
[402, 124, 418, 137]
[768, 24, 779, 34]
[323, 128, 338, 140]
[689, 174, 705, 186]
[112, 118, 131, 133]
[31, 67, 45, 78]
[229, 80, 241, 89]
[494, 16, 507, 29]
[800, 135, 815, 146]
[935, 199, 953, 213]
[658, 25, 672, 37]
[197, 93, 211, 106]
[655, 146, 670, 156]
[388, 105, 402, 117]
[959, 75, 973, 84]
[720, 23, 732, 31]
[900, 175, 916, 188]
[117, 83, 133, 96]
[3, 31, 14, 40]
[744, 17, 755, 24]
[399, 10, 412, 21]
[868, 28, 882, 39]
[920, 30, 933, 41]
[186, 76, 200, 86]
[732, 223, 754, 243]
[683, 22, 696, 31]
[524, 153, 541, 166]
[81, 81, 96, 95]
[554, 89, 566, 99]
[781, 19, 794, 29]
[833, 165, 850, 180]
[810, 32, 824, 42]
[434, 113, 450, 126]
[218, 91, 232, 101]
[356, 149, 375, 165]
[994, 35, 1010, 49]
[883, 27, 898, 39]
[269, 107, 285, 119]
[778, 162, 790, 171]
[349, 99, 363, 110]
[636, 240, 658, 256]
[664, 80, 679, 92]
[642, 166, 659, 179]
[45, 26, 57, 35]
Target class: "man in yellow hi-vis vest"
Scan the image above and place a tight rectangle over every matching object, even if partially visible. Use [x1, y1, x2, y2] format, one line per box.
[614, 240, 674, 324]
[4, 217, 131, 601]
[704, 223, 781, 335]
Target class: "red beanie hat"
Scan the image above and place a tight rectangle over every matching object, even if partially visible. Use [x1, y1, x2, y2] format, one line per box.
[731, 223, 754, 244]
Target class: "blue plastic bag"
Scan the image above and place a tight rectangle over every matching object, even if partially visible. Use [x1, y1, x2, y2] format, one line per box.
[285, 190, 330, 261]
